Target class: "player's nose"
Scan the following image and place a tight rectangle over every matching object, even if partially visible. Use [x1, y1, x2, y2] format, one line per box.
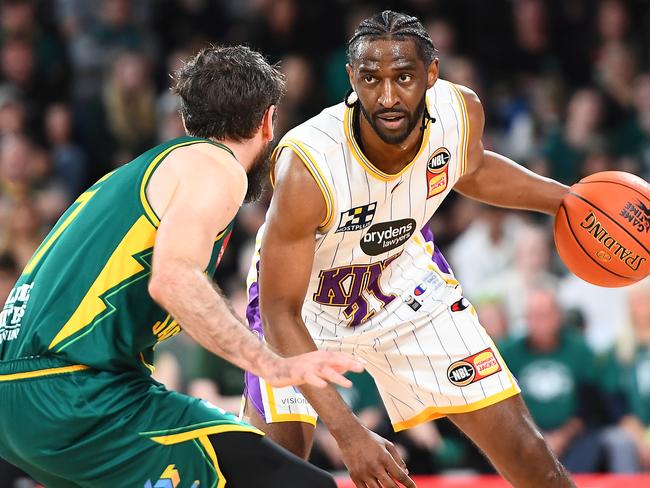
[378, 79, 398, 108]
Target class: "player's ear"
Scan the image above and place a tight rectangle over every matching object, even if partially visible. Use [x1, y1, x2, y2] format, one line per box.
[427, 58, 439, 89]
[261, 105, 276, 143]
[346, 63, 356, 92]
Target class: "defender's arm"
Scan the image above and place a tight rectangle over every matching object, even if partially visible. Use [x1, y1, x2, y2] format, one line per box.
[453, 86, 569, 215]
[261, 149, 415, 488]
[148, 146, 361, 388]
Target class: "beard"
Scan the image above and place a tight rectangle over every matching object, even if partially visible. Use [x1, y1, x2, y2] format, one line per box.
[358, 92, 427, 145]
[244, 141, 273, 203]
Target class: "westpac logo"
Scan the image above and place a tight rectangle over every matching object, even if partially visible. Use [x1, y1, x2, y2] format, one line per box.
[336, 202, 377, 233]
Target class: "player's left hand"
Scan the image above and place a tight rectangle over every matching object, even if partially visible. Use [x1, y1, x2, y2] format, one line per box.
[264, 350, 364, 388]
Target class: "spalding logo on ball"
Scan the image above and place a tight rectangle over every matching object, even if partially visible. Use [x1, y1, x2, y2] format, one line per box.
[554, 171, 650, 287]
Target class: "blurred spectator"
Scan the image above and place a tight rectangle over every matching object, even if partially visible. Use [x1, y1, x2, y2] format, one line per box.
[156, 49, 190, 143]
[0, 252, 19, 304]
[597, 0, 633, 45]
[0, 0, 68, 98]
[44, 103, 87, 199]
[0, 134, 35, 204]
[600, 279, 650, 472]
[500, 288, 601, 472]
[541, 88, 605, 185]
[80, 50, 157, 177]
[613, 73, 650, 179]
[5, 200, 44, 269]
[448, 206, 523, 300]
[477, 224, 557, 334]
[0, 38, 52, 132]
[274, 55, 323, 138]
[0, 87, 27, 137]
[66, 0, 156, 102]
[477, 299, 510, 343]
[595, 42, 638, 127]
[559, 274, 627, 354]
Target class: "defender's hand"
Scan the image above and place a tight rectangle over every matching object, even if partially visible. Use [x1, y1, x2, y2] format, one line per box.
[265, 351, 364, 388]
[340, 427, 416, 488]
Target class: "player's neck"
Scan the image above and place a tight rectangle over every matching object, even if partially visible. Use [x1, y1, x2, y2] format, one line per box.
[210, 136, 260, 172]
[356, 109, 424, 175]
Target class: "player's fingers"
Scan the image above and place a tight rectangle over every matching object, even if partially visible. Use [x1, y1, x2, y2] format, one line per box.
[317, 351, 365, 372]
[385, 442, 408, 471]
[383, 446, 415, 488]
[375, 471, 399, 488]
[320, 366, 353, 388]
[303, 371, 328, 388]
[363, 477, 381, 488]
[350, 475, 367, 488]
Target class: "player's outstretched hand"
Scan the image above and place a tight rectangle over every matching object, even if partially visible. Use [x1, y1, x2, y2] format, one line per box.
[265, 351, 364, 388]
[340, 426, 416, 488]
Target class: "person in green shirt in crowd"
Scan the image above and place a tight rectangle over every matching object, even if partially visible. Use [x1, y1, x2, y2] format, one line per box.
[601, 279, 650, 472]
[499, 287, 601, 472]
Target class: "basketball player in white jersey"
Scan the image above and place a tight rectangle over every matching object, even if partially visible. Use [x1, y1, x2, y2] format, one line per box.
[244, 11, 575, 488]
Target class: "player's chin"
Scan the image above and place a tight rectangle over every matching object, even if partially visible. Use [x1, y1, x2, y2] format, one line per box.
[374, 118, 410, 144]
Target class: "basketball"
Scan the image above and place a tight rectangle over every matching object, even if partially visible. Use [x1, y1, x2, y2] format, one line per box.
[554, 171, 650, 287]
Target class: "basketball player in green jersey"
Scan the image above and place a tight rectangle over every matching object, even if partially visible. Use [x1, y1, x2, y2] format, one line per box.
[0, 46, 362, 488]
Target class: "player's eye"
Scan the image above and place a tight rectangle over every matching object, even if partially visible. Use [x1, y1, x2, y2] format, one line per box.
[363, 75, 375, 84]
[398, 73, 412, 83]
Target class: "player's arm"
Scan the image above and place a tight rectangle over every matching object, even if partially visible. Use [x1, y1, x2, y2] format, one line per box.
[260, 149, 415, 488]
[453, 85, 569, 215]
[147, 146, 362, 389]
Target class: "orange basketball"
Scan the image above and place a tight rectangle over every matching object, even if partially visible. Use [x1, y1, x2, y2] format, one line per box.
[554, 171, 650, 287]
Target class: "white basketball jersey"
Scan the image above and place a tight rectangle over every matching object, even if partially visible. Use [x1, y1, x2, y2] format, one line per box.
[249, 79, 470, 336]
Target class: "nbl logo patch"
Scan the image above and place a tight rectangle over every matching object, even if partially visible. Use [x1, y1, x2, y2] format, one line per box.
[336, 202, 377, 233]
[426, 147, 450, 199]
[447, 348, 502, 387]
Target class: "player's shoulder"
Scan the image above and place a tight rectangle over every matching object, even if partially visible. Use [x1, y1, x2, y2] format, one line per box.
[427, 79, 481, 106]
[166, 141, 247, 199]
[279, 102, 347, 155]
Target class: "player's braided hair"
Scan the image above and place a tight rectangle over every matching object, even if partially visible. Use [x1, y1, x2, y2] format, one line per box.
[347, 10, 436, 68]
[345, 11, 437, 125]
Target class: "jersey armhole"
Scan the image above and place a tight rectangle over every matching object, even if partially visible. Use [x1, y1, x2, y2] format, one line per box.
[449, 83, 470, 177]
[272, 140, 335, 231]
[140, 139, 236, 228]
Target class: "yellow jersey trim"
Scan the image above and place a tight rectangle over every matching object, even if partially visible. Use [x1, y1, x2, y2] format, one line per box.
[392, 384, 520, 432]
[343, 102, 432, 182]
[140, 139, 222, 228]
[149, 423, 264, 445]
[140, 352, 156, 374]
[412, 234, 460, 287]
[199, 435, 226, 488]
[264, 382, 318, 426]
[273, 141, 335, 231]
[48, 215, 157, 350]
[0, 364, 90, 382]
[449, 84, 470, 176]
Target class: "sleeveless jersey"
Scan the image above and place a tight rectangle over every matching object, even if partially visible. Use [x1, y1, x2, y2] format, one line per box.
[0, 136, 234, 374]
[249, 80, 470, 335]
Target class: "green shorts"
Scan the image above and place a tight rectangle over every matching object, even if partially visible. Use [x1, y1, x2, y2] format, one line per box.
[0, 356, 262, 488]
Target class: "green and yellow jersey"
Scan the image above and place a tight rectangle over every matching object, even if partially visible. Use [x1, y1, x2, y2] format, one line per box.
[0, 136, 235, 375]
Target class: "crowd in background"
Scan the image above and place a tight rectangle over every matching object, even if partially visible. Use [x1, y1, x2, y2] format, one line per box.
[1, 0, 650, 484]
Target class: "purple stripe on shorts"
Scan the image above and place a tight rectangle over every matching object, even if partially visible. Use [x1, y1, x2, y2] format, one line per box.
[244, 275, 266, 419]
[421, 223, 452, 274]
